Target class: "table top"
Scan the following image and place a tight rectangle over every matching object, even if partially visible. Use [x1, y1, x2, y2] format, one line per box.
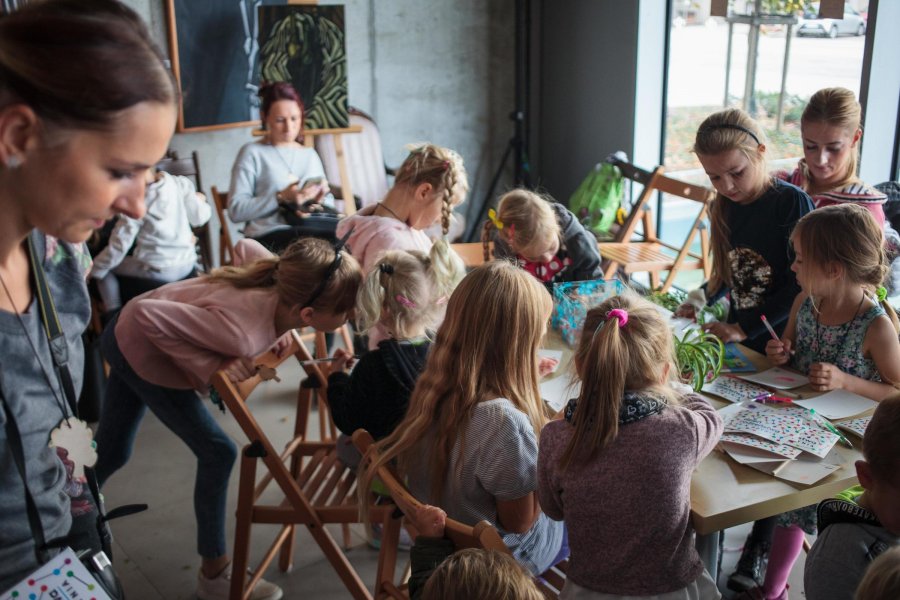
[541, 330, 864, 536]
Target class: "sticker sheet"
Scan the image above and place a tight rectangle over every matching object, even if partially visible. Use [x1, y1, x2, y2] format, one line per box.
[793, 390, 877, 420]
[703, 376, 772, 403]
[739, 367, 809, 390]
[724, 403, 839, 458]
[720, 432, 802, 459]
[834, 416, 871, 438]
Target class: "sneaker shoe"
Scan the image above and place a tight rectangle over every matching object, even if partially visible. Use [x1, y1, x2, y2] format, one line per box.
[197, 565, 283, 600]
[727, 540, 770, 592]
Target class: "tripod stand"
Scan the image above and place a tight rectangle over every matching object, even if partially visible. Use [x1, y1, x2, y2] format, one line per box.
[465, 0, 532, 241]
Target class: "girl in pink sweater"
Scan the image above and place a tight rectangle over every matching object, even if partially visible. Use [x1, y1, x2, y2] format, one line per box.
[94, 235, 362, 600]
[538, 293, 723, 599]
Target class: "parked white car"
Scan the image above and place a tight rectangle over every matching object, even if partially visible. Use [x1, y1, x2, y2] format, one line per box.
[796, 2, 866, 38]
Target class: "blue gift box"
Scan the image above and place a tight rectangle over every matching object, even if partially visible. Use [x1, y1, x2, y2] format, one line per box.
[551, 279, 625, 346]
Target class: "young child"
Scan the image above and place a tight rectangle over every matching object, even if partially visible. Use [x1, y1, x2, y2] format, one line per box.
[482, 188, 602, 287]
[854, 546, 900, 600]
[422, 549, 545, 600]
[360, 261, 565, 576]
[537, 293, 723, 598]
[804, 396, 900, 600]
[337, 143, 468, 272]
[677, 108, 814, 354]
[90, 168, 210, 312]
[94, 236, 362, 600]
[327, 246, 464, 466]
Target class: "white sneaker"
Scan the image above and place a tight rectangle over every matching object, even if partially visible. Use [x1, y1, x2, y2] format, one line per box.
[197, 565, 283, 600]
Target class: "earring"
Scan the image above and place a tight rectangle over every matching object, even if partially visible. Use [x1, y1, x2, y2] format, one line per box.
[4, 155, 21, 169]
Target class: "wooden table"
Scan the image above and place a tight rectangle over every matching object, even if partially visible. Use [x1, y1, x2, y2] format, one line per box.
[541, 331, 865, 579]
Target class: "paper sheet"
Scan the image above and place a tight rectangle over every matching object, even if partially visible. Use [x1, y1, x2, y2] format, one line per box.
[834, 416, 871, 438]
[538, 349, 563, 374]
[724, 403, 839, 458]
[720, 432, 802, 459]
[746, 448, 844, 486]
[739, 367, 809, 390]
[793, 390, 877, 420]
[703, 376, 772, 403]
[540, 372, 581, 412]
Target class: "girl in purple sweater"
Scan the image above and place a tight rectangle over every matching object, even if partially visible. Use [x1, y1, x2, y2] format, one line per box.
[538, 293, 724, 599]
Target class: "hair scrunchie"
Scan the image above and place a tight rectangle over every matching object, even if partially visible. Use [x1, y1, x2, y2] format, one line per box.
[876, 286, 888, 302]
[606, 308, 629, 328]
[379, 263, 394, 275]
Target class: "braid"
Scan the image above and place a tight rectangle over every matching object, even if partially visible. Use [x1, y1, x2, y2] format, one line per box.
[481, 220, 494, 262]
[441, 163, 455, 238]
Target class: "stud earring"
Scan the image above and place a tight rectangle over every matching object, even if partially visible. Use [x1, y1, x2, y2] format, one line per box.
[4, 155, 21, 169]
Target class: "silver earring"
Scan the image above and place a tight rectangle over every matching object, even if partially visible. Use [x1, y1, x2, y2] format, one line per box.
[5, 155, 21, 169]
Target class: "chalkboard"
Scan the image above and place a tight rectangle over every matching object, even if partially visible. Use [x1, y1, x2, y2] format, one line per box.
[165, 0, 288, 132]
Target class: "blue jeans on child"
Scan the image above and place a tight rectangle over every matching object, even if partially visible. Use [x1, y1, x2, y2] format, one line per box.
[94, 315, 237, 559]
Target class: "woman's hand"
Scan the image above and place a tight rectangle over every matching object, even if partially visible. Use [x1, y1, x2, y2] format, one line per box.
[675, 303, 697, 319]
[331, 348, 356, 372]
[538, 356, 559, 378]
[222, 357, 257, 383]
[808, 362, 846, 391]
[702, 321, 746, 343]
[765, 337, 792, 366]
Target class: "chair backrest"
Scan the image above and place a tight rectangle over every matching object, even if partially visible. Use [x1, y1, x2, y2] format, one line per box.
[155, 149, 212, 271]
[351, 430, 508, 552]
[316, 108, 391, 209]
[210, 186, 236, 267]
[450, 242, 492, 269]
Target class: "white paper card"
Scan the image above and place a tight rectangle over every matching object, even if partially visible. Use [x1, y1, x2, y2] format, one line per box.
[793, 390, 877, 420]
[3, 546, 113, 599]
[721, 432, 802, 459]
[747, 448, 843, 486]
[739, 367, 809, 390]
[540, 372, 581, 412]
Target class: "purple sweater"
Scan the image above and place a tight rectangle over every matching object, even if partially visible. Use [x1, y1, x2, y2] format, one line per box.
[537, 392, 723, 595]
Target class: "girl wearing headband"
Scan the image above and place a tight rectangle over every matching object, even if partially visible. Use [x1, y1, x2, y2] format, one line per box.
[538, 292, 723, 598]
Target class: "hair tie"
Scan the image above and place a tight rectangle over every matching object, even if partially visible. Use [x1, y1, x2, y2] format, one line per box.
[395, 294, 417, 308]
[442, 160, 450, 171]
[488, 208, 504, 230]
[379, 263, 394, 275]
[606, 309, 629, 328]
[876, 286, 888, 302]
[700, 123, 761, 147]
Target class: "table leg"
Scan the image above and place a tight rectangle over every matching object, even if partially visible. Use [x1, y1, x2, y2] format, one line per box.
[696, 530, 723, 583]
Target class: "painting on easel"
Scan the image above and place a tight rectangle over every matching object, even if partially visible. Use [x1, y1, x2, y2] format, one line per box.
[257, 4, 349, 130]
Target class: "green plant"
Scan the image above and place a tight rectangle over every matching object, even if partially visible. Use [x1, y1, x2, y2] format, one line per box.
[674, 327, 725, 392]
[647, 289, 687, 313]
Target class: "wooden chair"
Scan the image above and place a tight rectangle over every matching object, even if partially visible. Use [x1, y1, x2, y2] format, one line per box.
[210, 186, 237, 267]
[352, 430, 569, 599]
[449, 242, 491, 269]
[211, 329, 396, 600]
[155, 150, 213, 272]
[598, 157, 715, 292]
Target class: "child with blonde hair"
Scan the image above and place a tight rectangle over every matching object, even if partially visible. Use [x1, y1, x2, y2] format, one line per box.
[854, 547, 900, 600]
[538, 293, 723, 599]
[338, 143, 468, 272]
[805, 396, 900, 600]
[95, 235, 362, 600]
[360, 261, 565, 576]
[327, 245, 464, 466]
[483, 188, 601, 286]
[422, 549, 545, 600]
[677, 108, 813, 355]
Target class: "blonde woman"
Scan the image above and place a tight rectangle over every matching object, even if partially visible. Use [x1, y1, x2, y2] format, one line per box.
[360, 261, 566, 575]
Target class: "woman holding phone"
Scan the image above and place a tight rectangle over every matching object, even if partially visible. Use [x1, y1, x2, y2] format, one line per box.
[228, 82, 338, 252]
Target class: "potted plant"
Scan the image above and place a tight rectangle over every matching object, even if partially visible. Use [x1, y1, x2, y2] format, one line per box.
[673, 327, 725, 392]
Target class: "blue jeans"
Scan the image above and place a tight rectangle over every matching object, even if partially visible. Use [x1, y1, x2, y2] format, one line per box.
[94, 316, 237, 558]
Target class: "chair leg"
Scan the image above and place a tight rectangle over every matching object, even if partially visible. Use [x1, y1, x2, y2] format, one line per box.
[308, 523, 373, 600]
[374, 512, 401, 598]
[232, 447, 259, 600]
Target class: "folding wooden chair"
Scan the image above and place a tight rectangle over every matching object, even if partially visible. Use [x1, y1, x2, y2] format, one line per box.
[211, 329, 396, 600]
[210, 186, 237, 267]
[155, 149, 213, 272]
[352, 430, 569, 599]
[598, 158, 715, 292]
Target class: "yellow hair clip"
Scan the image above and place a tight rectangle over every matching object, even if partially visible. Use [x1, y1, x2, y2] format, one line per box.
[488, 208, 504, 230]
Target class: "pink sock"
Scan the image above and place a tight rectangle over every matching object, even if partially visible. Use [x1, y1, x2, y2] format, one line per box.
[762, 525, 806, 599]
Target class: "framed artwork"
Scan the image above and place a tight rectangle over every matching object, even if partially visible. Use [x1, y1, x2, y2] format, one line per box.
[164, 0, 288, 133]
[257, 4, 349, 130]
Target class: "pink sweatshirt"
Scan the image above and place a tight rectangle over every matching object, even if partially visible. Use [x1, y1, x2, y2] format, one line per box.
[777, 164, 886, 227]
[336, 204, 432, 272]
[114, 239, 281, 391]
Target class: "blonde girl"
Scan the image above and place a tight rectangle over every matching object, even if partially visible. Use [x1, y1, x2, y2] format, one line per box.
[747, 205, 900, 600]
[779, 87, 887, 225]
[677, 108, 814, 354]
[538, 293, 722, 599]
[360, 261, 565, 575]
[337, 143, 468, 272]
[855, 547, 900, 600]
[95, 236, 361, 600]
[421, 549, 545, 600]
[327, 245, 464, 466]
[483, 188, 602, 286]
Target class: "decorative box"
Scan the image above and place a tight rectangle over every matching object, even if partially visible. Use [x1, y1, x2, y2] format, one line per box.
[551, 279, 625, 346]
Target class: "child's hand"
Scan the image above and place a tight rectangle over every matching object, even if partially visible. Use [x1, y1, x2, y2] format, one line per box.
[195, 192, 207, 203]
[392, 492, 446, 539]
[809, 362, 845, 391]
[675, 303, 697, 319]
[222, 357, 257, 383]
[538, 356, 560, 378]
[270, 334, 293, 358]
[331, 348, 356, 372]
[765, 338, 792, 365]
[702, 321, 746, 343]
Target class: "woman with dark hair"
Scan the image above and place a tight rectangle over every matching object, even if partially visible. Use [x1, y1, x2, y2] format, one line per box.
[0, 0, 176, 590]
[228, 81, 337, 253]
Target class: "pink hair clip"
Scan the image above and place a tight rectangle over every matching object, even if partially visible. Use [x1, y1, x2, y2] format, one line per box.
[606, 308, 628, 328]
[435, 295, 448, 305]
[395, 294, 417, 308]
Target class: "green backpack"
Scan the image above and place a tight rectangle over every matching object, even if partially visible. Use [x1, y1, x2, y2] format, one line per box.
[568, 162, 624, 239]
